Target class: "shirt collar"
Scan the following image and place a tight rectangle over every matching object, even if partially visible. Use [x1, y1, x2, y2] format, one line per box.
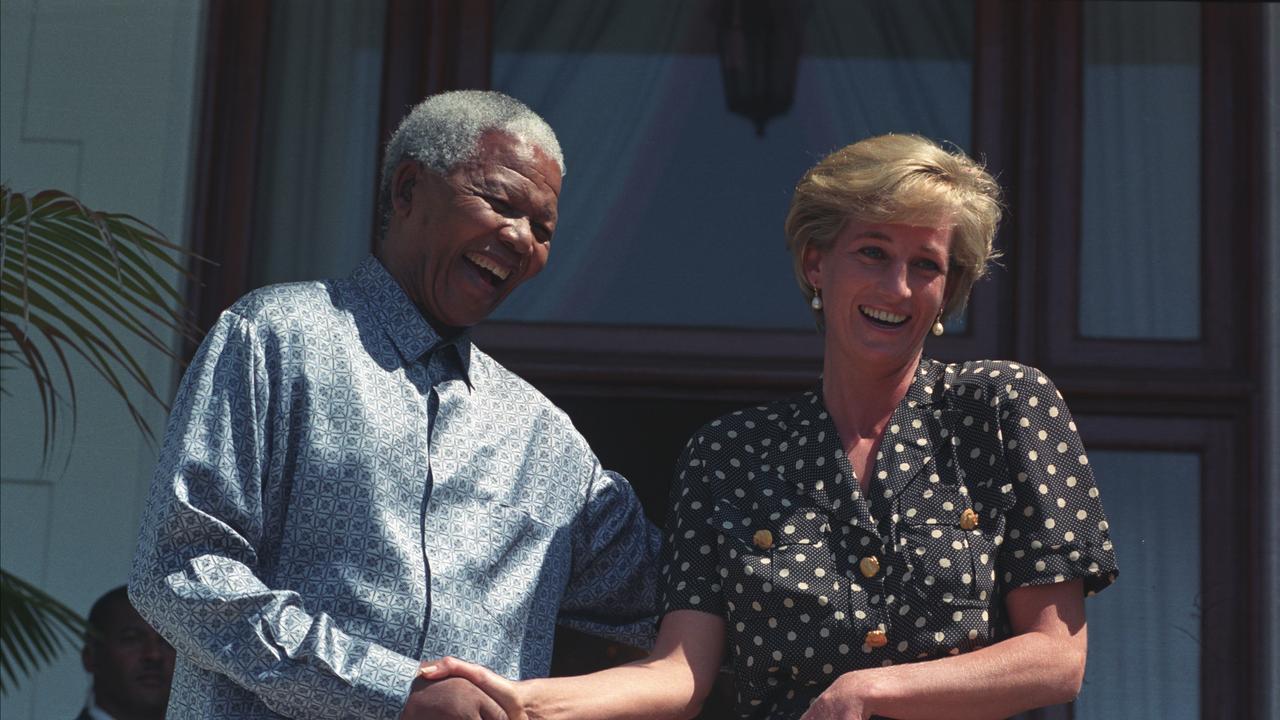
[350, 256, 473, 387]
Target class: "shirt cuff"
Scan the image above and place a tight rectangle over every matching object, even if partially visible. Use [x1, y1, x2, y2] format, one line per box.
[351, 642, 422, 720]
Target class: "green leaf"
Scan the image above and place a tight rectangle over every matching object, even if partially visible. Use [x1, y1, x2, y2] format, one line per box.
[0, 185, 206, 467]
[0, 186, 208, 694]
[0, 570, 87, 696]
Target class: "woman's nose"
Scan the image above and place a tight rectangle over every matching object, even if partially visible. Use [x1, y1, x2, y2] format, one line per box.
[881, 262, 911, 296]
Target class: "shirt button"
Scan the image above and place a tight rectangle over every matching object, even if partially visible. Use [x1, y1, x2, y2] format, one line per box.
[960, 508, 980, 530]
[753, 529, 774, 550]
[859, 556, 881, 578]
[864, 629, 888, 648]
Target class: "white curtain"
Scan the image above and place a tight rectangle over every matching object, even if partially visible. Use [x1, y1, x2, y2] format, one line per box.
[1079, 1, 1201, 340]
[250, 0, 386, 288]
[490, 0, 973, 330]
[1075, 450, 1201, 720]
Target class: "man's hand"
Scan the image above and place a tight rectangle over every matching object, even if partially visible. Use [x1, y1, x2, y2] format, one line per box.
[419, 657, 527, 720]
[399, 671, 508, 720]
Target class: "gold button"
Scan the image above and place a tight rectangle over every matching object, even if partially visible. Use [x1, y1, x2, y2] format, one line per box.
[753, 529, 774, 550]
[859, 555, 881, 578]
[864, 629, 888, 648]
[960, 508, 979, 530]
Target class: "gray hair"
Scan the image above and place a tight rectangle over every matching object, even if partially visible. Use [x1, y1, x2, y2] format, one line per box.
[377, 90, 565, 239]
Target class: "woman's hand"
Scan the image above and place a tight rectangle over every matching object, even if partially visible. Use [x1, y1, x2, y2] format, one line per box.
[799, 671, 875, 720]
[419, 657, 528, 720]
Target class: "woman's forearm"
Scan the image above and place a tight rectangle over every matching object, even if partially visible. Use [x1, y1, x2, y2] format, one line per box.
[805, 581, 1089, 720]
[521, 656, 709, 720]
[423, 610, 726, 720]
[852, 628, 1085, 719]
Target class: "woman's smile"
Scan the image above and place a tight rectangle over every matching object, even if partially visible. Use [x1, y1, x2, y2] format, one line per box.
[858, 305, 911, 328]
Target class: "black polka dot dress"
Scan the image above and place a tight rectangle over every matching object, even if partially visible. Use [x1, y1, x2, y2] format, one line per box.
[659, 359, 1119, 719]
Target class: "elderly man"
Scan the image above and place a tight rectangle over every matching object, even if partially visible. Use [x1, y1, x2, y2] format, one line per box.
[77, 586, 176, 720]
[130, 91, 659, 719]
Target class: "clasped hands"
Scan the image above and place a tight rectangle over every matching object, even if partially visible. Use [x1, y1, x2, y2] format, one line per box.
[400, 657, 876, 720]
[399, 658, 528, 720]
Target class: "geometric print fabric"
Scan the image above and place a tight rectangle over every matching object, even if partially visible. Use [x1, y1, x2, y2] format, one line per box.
[130, 256, 660, 719]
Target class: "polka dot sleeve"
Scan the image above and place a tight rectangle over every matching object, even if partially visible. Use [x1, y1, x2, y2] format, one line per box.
[658, 433, 724, 616]
[996, 366, 1118, 596]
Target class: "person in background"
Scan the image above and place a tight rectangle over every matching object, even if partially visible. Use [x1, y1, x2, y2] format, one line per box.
[422, 133, 1119, 720]
[77, 585, 175, 720]
[130, 90, 659, 720]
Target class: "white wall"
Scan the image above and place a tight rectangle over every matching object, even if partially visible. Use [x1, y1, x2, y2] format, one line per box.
[0, 0, 202, 716]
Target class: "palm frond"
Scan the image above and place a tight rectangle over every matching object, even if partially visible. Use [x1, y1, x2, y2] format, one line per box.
[0, 187, 208, 694]
[0, 185, 206, 467]
[0, 569, 87, 696]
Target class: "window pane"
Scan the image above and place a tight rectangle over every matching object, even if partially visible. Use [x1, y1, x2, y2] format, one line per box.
[1076, 450, 1200, 720]
[249, 0, 386, 287]
[1079, 2, 1200, 340]
[491, 0, 973, 329]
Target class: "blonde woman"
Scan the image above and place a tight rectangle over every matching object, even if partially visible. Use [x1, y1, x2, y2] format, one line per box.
[423, 134, 1118, 720]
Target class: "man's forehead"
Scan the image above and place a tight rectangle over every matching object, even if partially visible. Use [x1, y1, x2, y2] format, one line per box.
[470, 131, 560, 176]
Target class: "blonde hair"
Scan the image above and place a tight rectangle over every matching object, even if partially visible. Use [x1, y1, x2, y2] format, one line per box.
[784, 134, 1003, 322]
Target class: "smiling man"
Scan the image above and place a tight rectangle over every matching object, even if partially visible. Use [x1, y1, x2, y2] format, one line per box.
[130, 91, 659, 720]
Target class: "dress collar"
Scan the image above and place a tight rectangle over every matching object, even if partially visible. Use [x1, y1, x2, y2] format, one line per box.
[815, 356, 947, 413]
[806, 356, 950, 525]
[350, 255, 473, 386]
[904, 356, 947, 408]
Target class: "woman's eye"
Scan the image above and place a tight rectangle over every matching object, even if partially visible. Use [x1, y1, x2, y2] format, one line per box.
[858, 246, 886, 259]
[915, 259, 943, 272]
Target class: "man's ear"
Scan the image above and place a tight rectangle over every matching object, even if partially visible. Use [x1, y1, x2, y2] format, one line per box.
[391, 160, 420, 217]
[82, 641, 95, 674]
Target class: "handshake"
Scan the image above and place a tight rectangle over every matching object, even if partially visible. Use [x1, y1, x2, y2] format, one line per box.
[400, 658, 525, 720]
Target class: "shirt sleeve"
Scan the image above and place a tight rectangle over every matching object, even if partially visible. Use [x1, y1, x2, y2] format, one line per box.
[128, 309, 419, 719]
[996, 365, 1119, 596]
[658, 432, 724, 617]
[556, 462, 662, 649]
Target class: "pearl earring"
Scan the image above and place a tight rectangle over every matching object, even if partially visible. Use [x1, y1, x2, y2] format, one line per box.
[931, 314, 945, 336]
[810, 289, 822, 311]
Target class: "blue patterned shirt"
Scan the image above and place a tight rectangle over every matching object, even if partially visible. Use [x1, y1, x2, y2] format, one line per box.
[130, 256, 660, 719]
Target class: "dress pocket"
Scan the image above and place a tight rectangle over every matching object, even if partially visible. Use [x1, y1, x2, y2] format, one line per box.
[710, 498, 855, 690]
[709, 500, 842, 617]
[898, 521, 989, 609]
[895, 444, 1014, 610]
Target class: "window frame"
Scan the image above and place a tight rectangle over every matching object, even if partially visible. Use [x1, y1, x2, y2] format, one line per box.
[186, 2, 1269, 715]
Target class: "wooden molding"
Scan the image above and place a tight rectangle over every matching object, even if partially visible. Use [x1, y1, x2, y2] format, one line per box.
[1038, 2, 1265, 377]
[186, 0, 272, 349]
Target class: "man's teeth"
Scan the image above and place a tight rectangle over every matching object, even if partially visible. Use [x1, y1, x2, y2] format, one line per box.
[861, 306, 908, 324]
[466, 253, 510, 280]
